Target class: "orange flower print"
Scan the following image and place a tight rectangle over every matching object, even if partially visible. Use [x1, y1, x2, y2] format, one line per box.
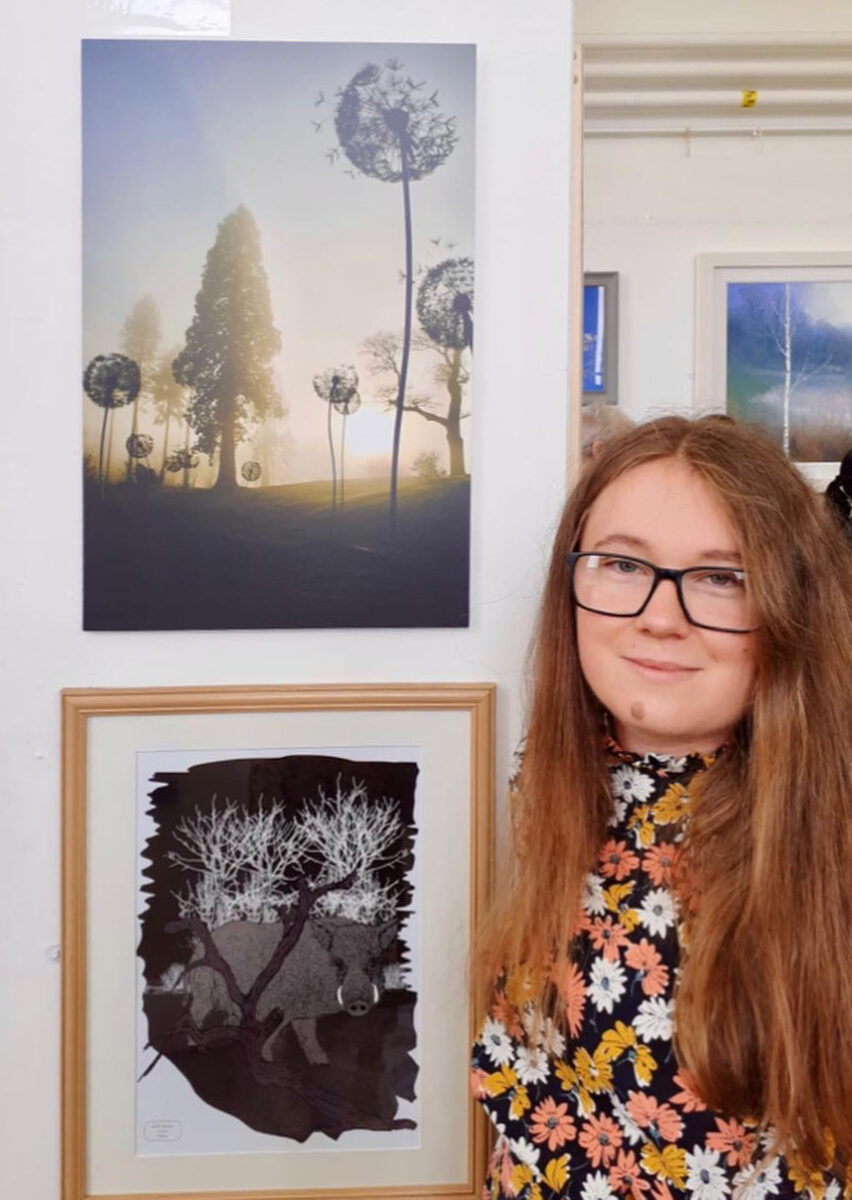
[651, 1180, 675, 1200]
[579, 1113, 624, 1168]
[490, 989, 524, 1039]
[470, 1067, 489, 1099]
[625, 1091, 683, 1142]
[609, 1149, 651, 1199]
[706, 1117, 757, 1168]
[529, 1096, 577, 1151]
[671, 1069, 708, 1112]
[551, 959, 587, 1038]
[599, 838, 641, 881]
[624, 938, 670, 996]
[642, 843, 680, 887]
[588, 915, 631, 961]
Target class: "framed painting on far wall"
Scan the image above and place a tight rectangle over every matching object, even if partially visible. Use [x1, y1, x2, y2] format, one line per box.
[583, 271, 619, 405]
[62, 683, 493, 1200]
[696, 252, 852, 487]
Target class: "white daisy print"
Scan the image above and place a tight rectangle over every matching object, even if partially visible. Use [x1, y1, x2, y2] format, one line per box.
[523, 1010, 566, 1058]
[634, 996, 674, 1041]
[479, 1016, 515, 1067]
[582, 871, 607, 916]
[732, 1158, 782, 1200]
[639, 887, 677, 937]
[610, 764, 656, 809]
[610, 1092, 644, 1146]
[510, 1135, 541, 1168]
[686, 1147, 731, 1200]
[588, 955, 627, 1013]
[581, 1170, 617, 1200]
[515, 1044, 550, 1085]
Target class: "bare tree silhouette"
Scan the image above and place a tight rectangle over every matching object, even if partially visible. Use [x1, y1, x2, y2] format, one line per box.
[83, 353, 141, 492]
[334, 58, 457, 534]
[151, 348, 189, 480]
[120, 295, 161, 480]
[362, 325, 471, 477]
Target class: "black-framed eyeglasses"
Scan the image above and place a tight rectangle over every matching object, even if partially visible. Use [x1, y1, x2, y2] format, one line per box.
[566, 551, 757, 634]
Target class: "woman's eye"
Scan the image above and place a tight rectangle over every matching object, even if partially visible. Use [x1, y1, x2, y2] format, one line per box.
[696, 570, 744, 590]
[604, 557, 640, 574]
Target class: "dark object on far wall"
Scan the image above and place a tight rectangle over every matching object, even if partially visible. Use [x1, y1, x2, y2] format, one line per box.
[825, 449, 852, 536]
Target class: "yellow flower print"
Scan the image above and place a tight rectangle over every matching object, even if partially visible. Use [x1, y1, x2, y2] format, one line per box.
[544, 1154, 571, 1193]
[597, 1020, 637, 1061]
[596, 1022, 658, 1085]
[505, 965, 542, 1009]
[602, 882, 641, 931]
[633, 1043, 658, 1086]
[574, 1046, 614, 1093]
[484, 1065, 532, 1119]
[554, 1058, 594, 1117]
[787, 1160, 826, 1200]
[510, 1084, 532, 1120]
[528, 1184, 543, 1200]
[485, 1063, 518, 1096]
[555, 1058, 579, 1090]
[652, 783, 688, 825]
[510, 1163, 535, 1195]
[641, 1144, 688, 1189]
[628, 805, 657, 848]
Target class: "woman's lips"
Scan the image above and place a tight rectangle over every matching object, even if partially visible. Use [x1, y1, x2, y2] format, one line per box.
[624, 656, 699, 679]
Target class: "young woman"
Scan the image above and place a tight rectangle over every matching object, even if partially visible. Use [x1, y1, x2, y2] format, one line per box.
[473, 416, 852, 1200]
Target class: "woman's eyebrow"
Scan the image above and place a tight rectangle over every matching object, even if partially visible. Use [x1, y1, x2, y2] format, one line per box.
[590, 533, 742, 563]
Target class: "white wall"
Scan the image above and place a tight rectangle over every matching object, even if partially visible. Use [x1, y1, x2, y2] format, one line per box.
[0, 2, 574, 1195]
[584, 132, 852, 422]
[576, 0, 852, 38]
[577, 0, 852, 423]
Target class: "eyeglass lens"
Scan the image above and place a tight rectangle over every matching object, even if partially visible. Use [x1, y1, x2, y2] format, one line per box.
[572, 554, 753, 631]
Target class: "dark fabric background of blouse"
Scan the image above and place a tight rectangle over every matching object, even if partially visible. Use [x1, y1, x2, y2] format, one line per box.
[471, 747, 838, 1200]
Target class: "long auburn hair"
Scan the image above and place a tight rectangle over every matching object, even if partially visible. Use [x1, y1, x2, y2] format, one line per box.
[482, 415, 852, 1172]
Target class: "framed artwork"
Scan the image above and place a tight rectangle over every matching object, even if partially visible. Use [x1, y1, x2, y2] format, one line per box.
[583, 271, 619, 405]
[62, 683, 494, 1200]
[82, 40, 475, 630]
[696, 252, 852, 487]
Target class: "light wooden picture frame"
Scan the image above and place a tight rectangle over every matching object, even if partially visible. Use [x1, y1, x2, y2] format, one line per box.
[62, 683, 494, 1200]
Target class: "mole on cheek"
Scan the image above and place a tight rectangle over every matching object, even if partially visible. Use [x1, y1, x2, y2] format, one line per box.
[630, 701, 645, 721]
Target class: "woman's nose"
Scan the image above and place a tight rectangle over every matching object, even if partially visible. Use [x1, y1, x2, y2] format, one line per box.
[636, 577, 690, 632]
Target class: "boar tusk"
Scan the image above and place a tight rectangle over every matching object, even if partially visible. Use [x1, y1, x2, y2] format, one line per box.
[372, 984, 379, 1004]
[336, 986, 344, 1009]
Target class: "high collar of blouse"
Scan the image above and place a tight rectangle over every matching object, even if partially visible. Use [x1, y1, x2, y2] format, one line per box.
[603, 735, 719, 777]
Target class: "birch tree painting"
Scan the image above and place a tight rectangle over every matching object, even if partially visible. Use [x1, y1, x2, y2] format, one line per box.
[726, 279, 852, 461]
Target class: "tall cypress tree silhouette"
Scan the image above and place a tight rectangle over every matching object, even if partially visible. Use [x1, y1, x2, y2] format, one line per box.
[173, 207, 282, 490]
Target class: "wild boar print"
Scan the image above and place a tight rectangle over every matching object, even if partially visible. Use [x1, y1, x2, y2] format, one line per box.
[137, 752, 419, 1142]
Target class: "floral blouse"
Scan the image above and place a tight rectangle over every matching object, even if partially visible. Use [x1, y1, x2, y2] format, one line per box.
[471, 745, 841, 1200]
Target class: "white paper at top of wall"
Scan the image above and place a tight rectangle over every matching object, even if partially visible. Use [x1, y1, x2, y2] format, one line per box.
[83, 0, 230, 37]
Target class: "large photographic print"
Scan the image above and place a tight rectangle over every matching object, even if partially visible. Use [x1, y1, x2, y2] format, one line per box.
[137, 749, 419, 1152]
[82, 41, 475, 629]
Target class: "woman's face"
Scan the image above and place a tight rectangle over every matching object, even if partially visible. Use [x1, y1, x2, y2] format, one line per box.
[576, 457, 757, 756]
